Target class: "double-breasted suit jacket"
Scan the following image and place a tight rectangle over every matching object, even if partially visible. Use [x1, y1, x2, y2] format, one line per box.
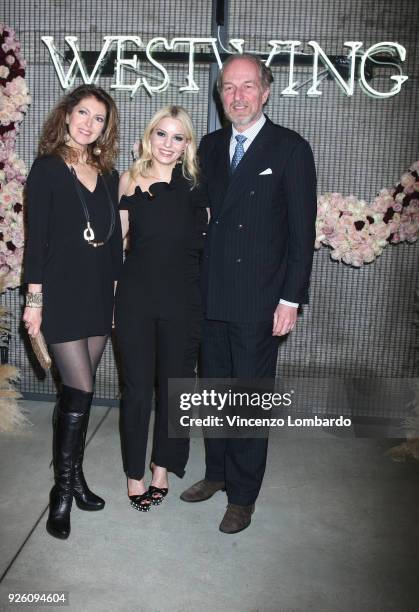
[199, 116, 317, 322]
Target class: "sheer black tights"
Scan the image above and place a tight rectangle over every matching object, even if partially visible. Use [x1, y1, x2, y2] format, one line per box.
[49, 336, 108, 393]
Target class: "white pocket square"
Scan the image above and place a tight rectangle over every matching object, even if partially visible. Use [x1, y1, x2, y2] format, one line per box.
[259, 168, 272, 175]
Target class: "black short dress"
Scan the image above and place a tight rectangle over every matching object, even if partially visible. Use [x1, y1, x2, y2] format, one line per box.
[23, 155, 123, 344]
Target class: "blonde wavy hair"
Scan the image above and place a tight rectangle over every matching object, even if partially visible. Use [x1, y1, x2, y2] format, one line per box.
[38, 85, 119, 174]
[130, 105, 199, 187]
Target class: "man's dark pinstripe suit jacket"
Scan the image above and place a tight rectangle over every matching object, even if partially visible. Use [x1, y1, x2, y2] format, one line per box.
[199, 115, 317, 323]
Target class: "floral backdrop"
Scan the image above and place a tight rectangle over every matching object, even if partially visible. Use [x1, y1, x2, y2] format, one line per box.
[0, 24, 31, 290]
[316, 163, 419, 267]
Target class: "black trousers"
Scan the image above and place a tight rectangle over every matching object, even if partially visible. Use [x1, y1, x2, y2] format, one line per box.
[202, 319, 279, 505]
[117, 316, 201, 480]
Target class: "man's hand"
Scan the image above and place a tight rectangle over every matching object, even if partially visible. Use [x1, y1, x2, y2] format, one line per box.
[22, 307, 42, 337]
[272, 303, 297, 336]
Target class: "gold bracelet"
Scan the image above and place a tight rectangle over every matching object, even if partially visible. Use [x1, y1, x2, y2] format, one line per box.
[26, 292, 43, 308]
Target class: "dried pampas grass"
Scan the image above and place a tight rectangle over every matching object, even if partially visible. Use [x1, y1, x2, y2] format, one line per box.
[0, 363, 28, 433]
[0, 288, 30, 433]
[387, 439, 419, 462]
[387, 380, 419, 462]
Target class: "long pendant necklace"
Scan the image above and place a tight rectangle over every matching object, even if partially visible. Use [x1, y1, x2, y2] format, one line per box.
[70, 166, 116, 247]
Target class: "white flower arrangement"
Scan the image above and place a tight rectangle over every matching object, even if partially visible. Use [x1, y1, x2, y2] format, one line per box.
[0, 24, 31, 289]
[316, 163, 419, 267]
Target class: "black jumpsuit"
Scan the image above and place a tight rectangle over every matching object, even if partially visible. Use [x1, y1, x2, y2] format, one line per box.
[115, 164, 207, 479]
[23, 155, 122, 343]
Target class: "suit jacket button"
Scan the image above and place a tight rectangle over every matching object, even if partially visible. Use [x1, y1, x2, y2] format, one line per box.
[202, 232, 207, 236]
[236, 258, 242, 263]
[238, 224, 243, 229]
[250, 190, 255, 196]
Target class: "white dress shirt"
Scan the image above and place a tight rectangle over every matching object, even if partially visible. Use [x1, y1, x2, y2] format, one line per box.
[229, 114, 298, 309]
[229, 113, 267, 160]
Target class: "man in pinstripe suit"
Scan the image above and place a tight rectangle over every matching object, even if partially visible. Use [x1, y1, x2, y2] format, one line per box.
[180, 54, 317, 533]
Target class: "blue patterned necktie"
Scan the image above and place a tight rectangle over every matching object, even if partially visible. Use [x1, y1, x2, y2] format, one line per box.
[231, 134, 247, 172]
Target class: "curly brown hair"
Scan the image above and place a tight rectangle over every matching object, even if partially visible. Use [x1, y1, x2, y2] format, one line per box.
[38, 85, 119, 174]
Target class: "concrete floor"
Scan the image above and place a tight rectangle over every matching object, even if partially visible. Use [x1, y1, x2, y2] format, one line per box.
[0, 400, 418, 612]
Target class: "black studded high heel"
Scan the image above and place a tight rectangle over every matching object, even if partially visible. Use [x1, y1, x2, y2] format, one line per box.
[148, 462, 169, 506]
[148, 485, 168, 506]
[129, 491, 152, 512]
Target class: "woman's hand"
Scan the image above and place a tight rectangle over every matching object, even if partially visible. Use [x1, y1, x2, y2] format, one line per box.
[23, 306, 42, 337]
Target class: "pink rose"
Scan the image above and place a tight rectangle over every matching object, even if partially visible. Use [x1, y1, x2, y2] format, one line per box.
[400, 173, 415, 188]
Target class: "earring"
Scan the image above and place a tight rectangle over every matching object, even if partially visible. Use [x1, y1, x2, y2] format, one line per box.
[93, 141, 102, 156]
[178, 149, 186, 163]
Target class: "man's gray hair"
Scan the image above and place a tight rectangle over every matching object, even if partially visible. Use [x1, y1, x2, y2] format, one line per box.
[216, 53, 274, 93]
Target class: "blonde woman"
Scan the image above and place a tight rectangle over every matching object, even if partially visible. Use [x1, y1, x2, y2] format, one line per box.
[115, 106, 207, 511]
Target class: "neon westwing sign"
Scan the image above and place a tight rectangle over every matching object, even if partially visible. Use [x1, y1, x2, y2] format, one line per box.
[41, 36, 408, 99]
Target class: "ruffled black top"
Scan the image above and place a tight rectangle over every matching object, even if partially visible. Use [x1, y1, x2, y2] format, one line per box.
[116, 163, 207, 319]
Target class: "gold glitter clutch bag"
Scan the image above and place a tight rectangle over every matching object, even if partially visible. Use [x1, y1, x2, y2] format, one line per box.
[29, 331, 51, 370]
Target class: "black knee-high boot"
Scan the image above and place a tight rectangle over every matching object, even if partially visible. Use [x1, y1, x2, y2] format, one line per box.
[73, 402, 105, 511]
[47, 385, 92, 539]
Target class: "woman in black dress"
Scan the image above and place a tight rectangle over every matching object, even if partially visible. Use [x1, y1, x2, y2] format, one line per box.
[115, 105, 207, 511]
[23, 85, 122, 539]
